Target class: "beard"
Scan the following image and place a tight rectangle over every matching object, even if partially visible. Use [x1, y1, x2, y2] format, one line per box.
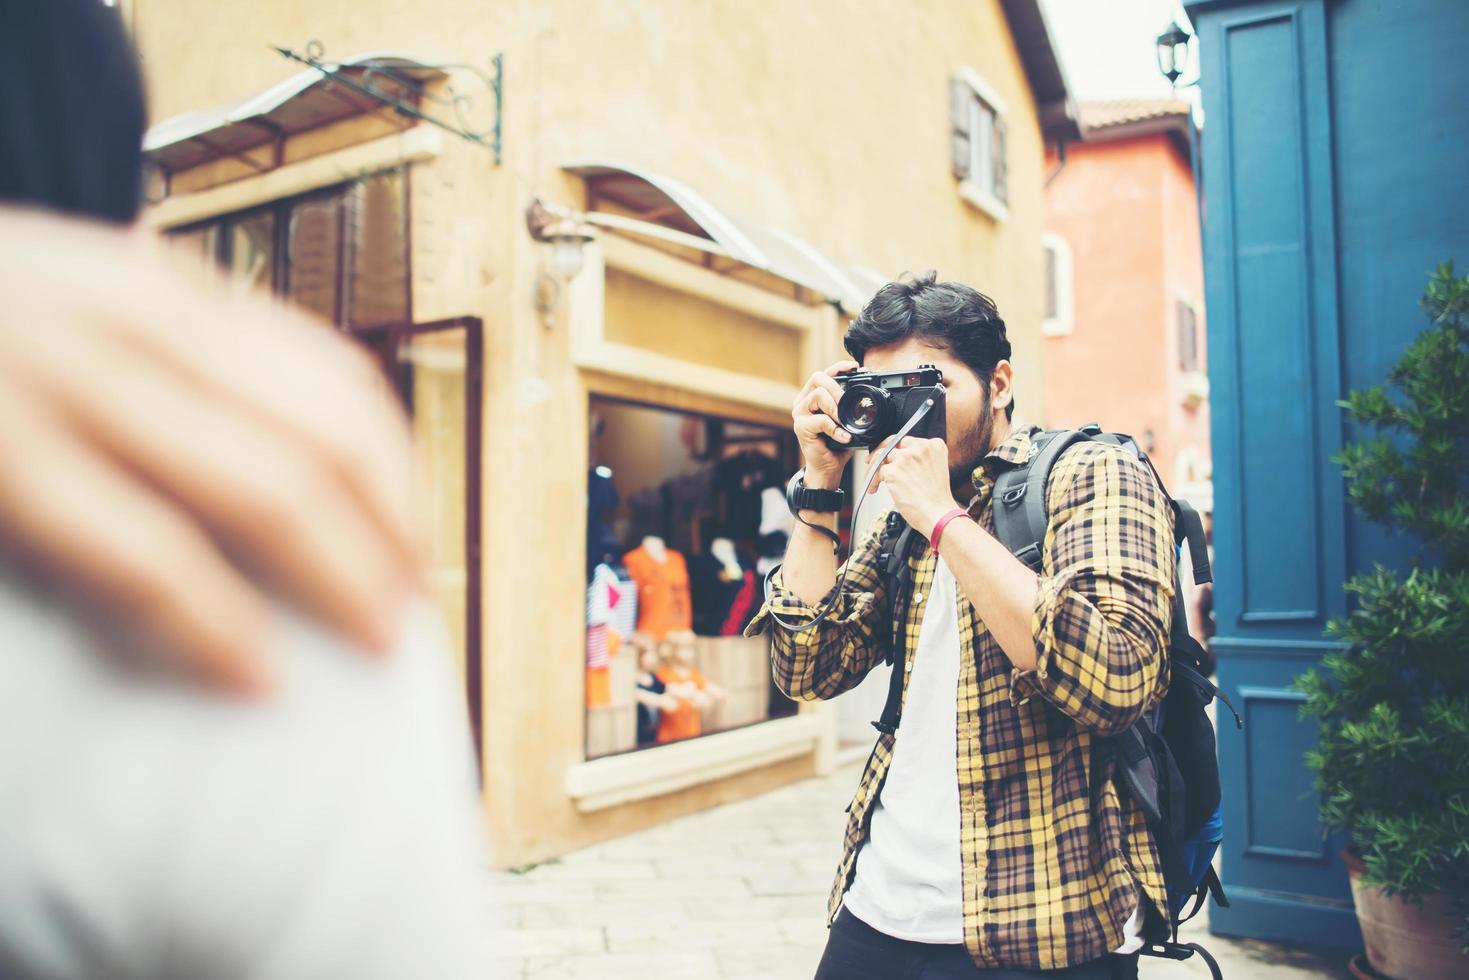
[947, 393, 995, 494]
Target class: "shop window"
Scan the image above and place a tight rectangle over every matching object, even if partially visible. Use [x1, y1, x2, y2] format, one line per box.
[166, 168, 409, 329]
[950, 68, 1009, 221]
[585, 397, 804, 759]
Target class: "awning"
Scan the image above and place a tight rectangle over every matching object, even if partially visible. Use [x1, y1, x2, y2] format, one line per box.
[565, 162, 885, 311]
[144, 53, 447, 174]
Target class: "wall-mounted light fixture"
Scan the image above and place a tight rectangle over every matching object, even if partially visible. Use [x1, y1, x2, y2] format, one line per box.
[525, 198, 595, 328]
[1155, 20, 1192, 88]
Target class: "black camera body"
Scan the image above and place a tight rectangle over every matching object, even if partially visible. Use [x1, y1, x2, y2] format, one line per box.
[824, 364, 947, 450]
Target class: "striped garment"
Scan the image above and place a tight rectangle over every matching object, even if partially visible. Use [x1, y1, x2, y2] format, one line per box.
[746, 425, 1176, 969]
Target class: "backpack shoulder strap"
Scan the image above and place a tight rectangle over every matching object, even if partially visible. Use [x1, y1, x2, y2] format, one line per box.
[872, 513, 918, 735]
[992, 428, 1089, 572]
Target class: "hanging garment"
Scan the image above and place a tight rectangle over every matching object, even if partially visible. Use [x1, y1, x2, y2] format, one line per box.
[585, 664, 611, 708]
[715, 452, 783, 539]
[720, 570, 758, 637]
[587, 468, 623, 576]
[609, 571, 638, 640]
[623, 546, 692, 641]
[654, 662, 709, 743]
[586, 564, 623, 628]
[689, 552, 747, 636]
[759, 485, 796, 538]
[585, 569, 620, 709]
[636, 672, 666, 745]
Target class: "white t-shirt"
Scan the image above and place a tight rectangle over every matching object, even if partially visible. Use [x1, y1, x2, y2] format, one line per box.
[842, 558, 1145, 953]
[844, 557, 966, 942]
[0, 577, 499, 980]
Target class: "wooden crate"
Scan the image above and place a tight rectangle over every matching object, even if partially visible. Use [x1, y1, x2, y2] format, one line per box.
[586, 702, 636, 758]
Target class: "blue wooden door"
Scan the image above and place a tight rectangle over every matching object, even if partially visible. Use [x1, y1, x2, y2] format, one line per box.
[1189, 0, 1357, 948]
[1188, 0, 1469, 948]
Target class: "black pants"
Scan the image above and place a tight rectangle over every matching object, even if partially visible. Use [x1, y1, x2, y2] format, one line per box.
[814, 908, 1139, 980]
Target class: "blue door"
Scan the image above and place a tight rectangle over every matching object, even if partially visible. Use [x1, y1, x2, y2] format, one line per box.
[1187, 0, 1469, 948]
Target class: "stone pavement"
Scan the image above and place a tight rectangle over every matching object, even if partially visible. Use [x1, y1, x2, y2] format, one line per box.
[488, 764, 1354, 979]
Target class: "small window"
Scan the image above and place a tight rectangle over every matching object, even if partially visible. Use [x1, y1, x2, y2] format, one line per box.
[1177, 298, 1200, 371]
[1042, 233, 1073, 336]
[950, 70, 1009, 220]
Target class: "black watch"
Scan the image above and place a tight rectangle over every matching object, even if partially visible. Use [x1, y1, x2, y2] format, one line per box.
[786, 469, 845, 515]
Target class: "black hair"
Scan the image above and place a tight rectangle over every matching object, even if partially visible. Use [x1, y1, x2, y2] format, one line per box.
[0, 0, 148, 224]
[844, 271, 1015, 420]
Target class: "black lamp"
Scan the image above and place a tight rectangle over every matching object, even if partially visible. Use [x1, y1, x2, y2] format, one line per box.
[1156, 20, 1192, 86]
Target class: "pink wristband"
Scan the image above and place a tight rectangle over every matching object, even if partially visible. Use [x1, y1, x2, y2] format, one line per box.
[930, 506, 972, 554]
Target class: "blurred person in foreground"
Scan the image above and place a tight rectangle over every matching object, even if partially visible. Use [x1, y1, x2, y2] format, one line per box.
[0, 3, 495, 977]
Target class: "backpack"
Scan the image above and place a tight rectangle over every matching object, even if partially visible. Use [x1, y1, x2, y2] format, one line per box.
[871, 425, 1241, 977]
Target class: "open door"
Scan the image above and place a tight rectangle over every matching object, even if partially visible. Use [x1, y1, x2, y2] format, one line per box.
[353, 317, 484, 775]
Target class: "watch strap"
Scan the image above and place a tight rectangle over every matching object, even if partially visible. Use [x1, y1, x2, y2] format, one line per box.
[786, 469, 844, 514]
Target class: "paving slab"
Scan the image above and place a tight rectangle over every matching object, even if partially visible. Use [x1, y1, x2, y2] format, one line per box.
[491, 763, 1353, 978]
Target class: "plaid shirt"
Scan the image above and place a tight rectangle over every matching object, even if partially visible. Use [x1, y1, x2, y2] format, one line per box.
[746, 425, 1176, 969]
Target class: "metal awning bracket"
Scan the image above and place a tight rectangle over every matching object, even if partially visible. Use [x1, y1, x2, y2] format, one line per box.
[272, 41, 503, 164]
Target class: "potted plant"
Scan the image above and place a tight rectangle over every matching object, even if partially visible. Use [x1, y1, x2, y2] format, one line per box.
[1296, 263, 1469, 979]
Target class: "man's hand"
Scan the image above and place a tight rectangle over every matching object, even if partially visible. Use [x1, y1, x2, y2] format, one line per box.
[0, 207, 426, 695]
[875, 436, 963, 540]
[792, 359, 859, 489]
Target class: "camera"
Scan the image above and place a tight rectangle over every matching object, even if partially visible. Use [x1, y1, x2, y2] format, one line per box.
[823, 364, 947, 450]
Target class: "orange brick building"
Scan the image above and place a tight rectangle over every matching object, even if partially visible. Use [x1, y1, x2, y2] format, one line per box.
[1042, 100, 1211, 507]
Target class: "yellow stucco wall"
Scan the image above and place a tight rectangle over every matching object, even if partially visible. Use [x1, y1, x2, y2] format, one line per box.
[132, 0, 1050, 867]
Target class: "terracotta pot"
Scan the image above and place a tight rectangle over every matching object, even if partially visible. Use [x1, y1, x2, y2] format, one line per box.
[1343, 849, 1469, 979]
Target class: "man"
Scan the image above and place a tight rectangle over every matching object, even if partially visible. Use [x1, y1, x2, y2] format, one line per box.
[748, 273, 1175, 978]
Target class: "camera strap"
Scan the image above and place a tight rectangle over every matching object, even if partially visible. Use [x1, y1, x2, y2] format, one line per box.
[763, 395, 940, 633]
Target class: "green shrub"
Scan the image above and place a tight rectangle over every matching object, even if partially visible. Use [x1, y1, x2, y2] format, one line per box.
[1297, 262, 1469, 946]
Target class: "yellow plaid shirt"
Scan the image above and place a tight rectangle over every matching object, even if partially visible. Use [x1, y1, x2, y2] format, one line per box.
[746, 425, 1176, 969]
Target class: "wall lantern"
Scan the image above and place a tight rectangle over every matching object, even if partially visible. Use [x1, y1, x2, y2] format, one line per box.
[1155, 20, 1192, 87]
[526, 198, 595, 327]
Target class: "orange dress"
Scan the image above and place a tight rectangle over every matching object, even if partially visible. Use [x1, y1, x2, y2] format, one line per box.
[623, 546, 692, 641]
[654, 663, 708, 743]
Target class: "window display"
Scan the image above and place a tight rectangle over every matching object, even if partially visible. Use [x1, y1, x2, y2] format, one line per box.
[585, 397, 802, 757]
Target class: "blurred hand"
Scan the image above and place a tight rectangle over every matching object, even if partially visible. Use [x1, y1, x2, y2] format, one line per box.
[792, 359, 859, 489]
[0, 208, 426, 694]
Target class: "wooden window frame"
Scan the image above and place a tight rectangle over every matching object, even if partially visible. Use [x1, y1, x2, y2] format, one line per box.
[1042, 232, 1074, 336]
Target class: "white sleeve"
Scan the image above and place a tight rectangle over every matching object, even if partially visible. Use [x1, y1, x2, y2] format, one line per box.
[0, 578, 502, 980]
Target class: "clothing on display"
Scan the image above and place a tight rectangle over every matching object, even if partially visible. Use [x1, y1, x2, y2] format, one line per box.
[588, 562, 637, 643]
[759, 485, 795, 538]
[721, 570, 758, 636]
[689, 552, 746, 636]
[715, 451, 783, 539]
[654, 661, 710, 743]
[586, 563, 624, 630]
[623, 543, 692, 641]
[585, 664, 611, 708]
[586, 563, 634, 710]
[608, 572, 638, 641]
[636, 671, 666, 745]
[589, 402, 796, 752]
[587, 467, 623, 576]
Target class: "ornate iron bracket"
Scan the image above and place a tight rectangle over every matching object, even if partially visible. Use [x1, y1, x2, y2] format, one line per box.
[273, 41, 503, 164]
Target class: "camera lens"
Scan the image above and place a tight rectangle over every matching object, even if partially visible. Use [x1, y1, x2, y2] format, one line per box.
[837, 383, 892, 438]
